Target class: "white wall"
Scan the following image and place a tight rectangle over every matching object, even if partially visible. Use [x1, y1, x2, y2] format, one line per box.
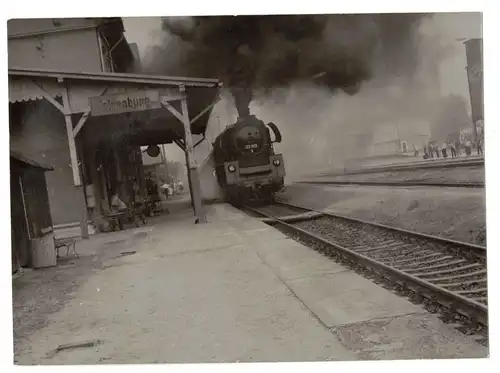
[199, 156, 222, 201]
[8, 18, 99, 36]
[8, 28, 102, 71]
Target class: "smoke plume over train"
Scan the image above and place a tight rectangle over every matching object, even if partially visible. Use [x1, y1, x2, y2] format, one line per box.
[138, 13, 476, 180]
[144, 14, 427, 116]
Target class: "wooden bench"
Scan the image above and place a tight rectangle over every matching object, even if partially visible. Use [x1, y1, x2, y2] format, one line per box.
[130, 203, 148, 225]
[107, 211, 128, 231]
[107, 208, 147, 231]
[54, 237, 79, 259]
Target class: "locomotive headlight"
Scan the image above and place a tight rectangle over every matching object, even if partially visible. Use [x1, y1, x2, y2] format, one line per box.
[273, 159, 281, 166]
[228, 164, 236, 173]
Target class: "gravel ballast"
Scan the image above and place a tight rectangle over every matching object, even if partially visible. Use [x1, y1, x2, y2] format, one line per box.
[278, 183, 486, 246]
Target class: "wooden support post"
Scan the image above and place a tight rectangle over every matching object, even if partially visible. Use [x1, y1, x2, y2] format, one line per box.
[76, 138, 89, 239]
[65, 114, 82, 186]
[113, 146, 124, 196]
[179, 85, 206, 223]
[62, 85, 88, 238]
[136, 147, 147, 200]
[88, 148, 102, 219]
[184, 149, 194, 208]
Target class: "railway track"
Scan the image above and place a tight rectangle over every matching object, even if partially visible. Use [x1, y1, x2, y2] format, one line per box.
[297, 180, 485, 188]
[315, 158, 484, 178]
[244, 201, 488, 333]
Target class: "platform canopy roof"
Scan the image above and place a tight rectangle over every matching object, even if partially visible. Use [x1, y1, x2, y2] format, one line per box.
[10, 150, 54, 171]
[8, 67, 223, 146]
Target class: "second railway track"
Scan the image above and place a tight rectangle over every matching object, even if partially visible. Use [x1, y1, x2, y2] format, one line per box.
[297, 180, 485, 188]
[243, 201, 488, 341]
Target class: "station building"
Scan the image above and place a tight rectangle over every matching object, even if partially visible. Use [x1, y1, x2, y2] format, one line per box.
[9, 18, 221, 245]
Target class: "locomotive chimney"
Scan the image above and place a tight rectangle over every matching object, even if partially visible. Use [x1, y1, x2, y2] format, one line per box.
[231, 87, 253, 118]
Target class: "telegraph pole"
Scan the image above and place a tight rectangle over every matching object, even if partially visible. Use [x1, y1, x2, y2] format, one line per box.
[461, 37, 483, 146]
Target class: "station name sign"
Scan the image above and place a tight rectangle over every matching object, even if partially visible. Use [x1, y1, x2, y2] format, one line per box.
[89, 89, 162, 116]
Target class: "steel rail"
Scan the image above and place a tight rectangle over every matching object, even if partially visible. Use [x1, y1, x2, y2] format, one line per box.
[314, 158, 484, 178]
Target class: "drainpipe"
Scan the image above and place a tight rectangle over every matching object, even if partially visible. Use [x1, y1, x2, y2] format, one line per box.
[97, 26, 124, 72]
[96, 32, 106, 72]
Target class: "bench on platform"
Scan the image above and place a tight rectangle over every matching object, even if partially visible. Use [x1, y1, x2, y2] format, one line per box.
[107, 211, 128, 231]
[107, 206, 147, 231]
[145, 201, 163, 216]
[53, 237, 79, 259]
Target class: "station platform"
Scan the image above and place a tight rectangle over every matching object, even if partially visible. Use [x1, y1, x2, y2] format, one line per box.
[13, 199, 487, 364]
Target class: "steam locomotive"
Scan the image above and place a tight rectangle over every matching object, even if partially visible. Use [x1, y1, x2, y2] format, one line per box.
[212, 115, 286, 205]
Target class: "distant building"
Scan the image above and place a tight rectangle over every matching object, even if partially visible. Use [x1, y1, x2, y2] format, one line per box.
[371, 121, 431, 156]
[343, 120, 431, 166]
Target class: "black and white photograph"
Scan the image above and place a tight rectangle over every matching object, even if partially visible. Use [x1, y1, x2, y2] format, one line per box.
[3, 2, 495, 369]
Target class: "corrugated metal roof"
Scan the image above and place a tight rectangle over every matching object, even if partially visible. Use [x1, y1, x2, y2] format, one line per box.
[9, 67, 222, 88]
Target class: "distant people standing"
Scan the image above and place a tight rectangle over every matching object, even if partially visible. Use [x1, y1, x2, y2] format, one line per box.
[428, 144, 434, 159]
[434, 144, 440, 158]
[146, 174, 158, 197]
[441, 142, 448, 158]
[455, 140, 462, 157]
[449, 141, 457, 158]
[145, 173, 161, 216]
[477, 138, 483, 155]
[465, 140, 472, 156]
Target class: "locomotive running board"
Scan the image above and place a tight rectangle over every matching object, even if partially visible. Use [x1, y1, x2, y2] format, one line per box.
[260, 211, 324, 224]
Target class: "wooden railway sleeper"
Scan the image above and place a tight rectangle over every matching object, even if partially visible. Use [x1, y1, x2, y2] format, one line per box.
[403, 259, 468, 273]
[351, 240, 396, 249]
[383, 251, 443, 265]
[440, 278, 487, 289]
[426, 269, 487, 283]
[397, 255, 455, 270]
[355, 243, 410, 254]
[412, 263, 483, 278]
[455, 288, 488, 295]
[353, 241, 402, 251]
[471, 297, 488, 303]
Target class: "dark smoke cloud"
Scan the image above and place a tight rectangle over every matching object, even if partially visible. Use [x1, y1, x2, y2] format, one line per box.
[145, 14, 428, 116]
